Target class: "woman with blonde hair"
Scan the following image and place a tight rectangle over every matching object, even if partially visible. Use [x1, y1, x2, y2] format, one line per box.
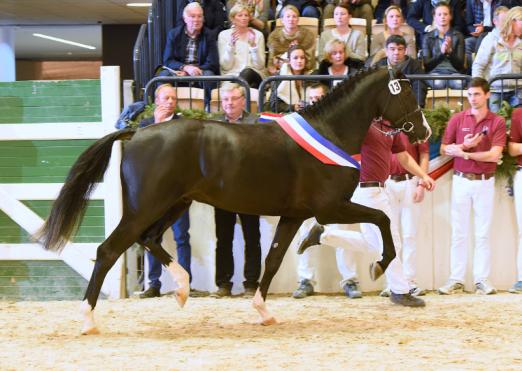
[315, 38, 364, 88]
[218, 3, 266, 87]
[266, 44, 310, 112]
[369, 5, 416, 65]
[472, 6, 522, 112]
[318, 4, 367, 62]
[226, 0, 269, 33]
[267, 5, 316, 75]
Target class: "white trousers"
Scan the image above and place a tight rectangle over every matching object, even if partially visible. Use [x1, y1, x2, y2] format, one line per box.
[514, 171, 522, 281]
[318, 186, 411, 294]
[385, 178, 422, 284]
[449, 175, 495, 283]
[296, 219, 359, 288]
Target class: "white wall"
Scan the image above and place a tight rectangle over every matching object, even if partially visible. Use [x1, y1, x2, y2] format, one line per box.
[152, 171, 519, 294]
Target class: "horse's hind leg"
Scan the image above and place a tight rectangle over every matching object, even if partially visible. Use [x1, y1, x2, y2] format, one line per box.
[253, 217, 303, 325]
[140, 238, 190, 308]
[139, 201, 192, 307]
[80, 223, 138, 335]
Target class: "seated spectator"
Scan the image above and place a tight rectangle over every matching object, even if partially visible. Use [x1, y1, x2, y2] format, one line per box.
[319, 4, 367, 62]
[174, 0, 227, 33]
[211, 83, 261, 298]
[324, 0, 373, 37]
[162, 2, 219, 102]
[370, 35, 427, 106]
[472, 6, 522, 112]
[374, 0, 408, 23]
[369, 5, 416, 66]
[226, 0, 270, 33]
[163, 3, 219, 77]
[138, 84, 201, 299]
[464, 0, 500, 72]
[407, 0, 465, 47]
[218, 3, 266, 88]
[314, 39, 364, 88]
[275, 0, 321, 18]
[267, 5, 317, 75]
[266, 44, 310, 112]
[422, 2, 466, 90]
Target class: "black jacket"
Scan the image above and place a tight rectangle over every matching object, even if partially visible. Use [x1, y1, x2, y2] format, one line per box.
[422, 28, 465, 73]
[312, 58, 365, 88]
[373, 56, 428, 107]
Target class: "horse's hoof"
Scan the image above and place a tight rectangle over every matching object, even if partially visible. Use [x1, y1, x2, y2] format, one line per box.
[174, 289, 189, 308]
[369, 262, 384, 281]
[260, 317, 277, 326]
[297, 224, 324, 255]
[81, 326, 100, 335]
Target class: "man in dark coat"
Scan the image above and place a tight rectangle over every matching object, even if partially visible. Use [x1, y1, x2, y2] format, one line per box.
[371, 35, 427, 107]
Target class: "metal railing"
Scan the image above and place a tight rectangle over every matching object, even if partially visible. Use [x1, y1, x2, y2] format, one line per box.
[258, 75, 351, 112]
[143, 75, 252, 112]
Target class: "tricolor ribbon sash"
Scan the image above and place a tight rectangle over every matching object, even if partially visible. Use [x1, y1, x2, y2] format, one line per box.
[275, 112, 360, 169]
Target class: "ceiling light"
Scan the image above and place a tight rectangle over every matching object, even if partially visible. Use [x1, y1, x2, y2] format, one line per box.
[32, 33, 96, 50]
[126, 2, 152, 6]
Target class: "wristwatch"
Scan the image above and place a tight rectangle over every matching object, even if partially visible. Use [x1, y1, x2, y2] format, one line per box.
[463, 153, 470, 160]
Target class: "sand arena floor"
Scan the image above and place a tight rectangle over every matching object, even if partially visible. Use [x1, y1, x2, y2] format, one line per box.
[1, 292, 521, 370]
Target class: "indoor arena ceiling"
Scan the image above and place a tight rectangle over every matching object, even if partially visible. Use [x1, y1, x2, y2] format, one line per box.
[0, 0, 150, 59]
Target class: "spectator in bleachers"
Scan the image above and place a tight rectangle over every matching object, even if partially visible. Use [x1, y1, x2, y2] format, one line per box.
[174, 0, 227, 33]
[407, 0, 465, 46]
[211, 82, 261, 298]
[370, 35, 427, 106]
[324, 0, 374, 37]
[508, 107, 522, 294]
[267, 5, 317, 75]
[275, 0, 321, 18]
[163, 2, 219, 77]
[422, 2, 466, 89]
[374, 0, 408, 23]
[464, 0, 501, 73]
[218, 3, 266, 88]
[226, 0, 270, 33]
[163, 2, 219, 102]
[319, 4, 367, 62]
[369, 5, 416, 66]
[314, 39, 364, 87]
[266, 44, 311, 112]
[472, 6, 522, 112]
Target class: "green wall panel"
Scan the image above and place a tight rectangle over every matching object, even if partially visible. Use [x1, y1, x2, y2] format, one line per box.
[0, 260, 90, 301]
[0, 79, 101, 124]
[0, 200, 105, 243]
[0, 140, 95, 183]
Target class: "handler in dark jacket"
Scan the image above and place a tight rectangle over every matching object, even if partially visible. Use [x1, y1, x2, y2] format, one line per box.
[370, 35, 427, 107]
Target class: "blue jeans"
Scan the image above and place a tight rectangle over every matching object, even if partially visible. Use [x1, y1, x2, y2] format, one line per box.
[489, 90, 522, 113]
[147, 210, 191, 289]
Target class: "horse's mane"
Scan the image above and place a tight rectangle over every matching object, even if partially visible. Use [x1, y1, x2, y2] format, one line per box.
[301, 66, 386, 117]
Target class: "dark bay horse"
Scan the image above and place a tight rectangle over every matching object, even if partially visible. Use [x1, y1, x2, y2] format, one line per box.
[37, 67, 431, 334]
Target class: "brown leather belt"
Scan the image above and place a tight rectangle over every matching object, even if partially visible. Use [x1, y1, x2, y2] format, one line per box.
[359, 181, 385, 188]
[389, 174, 413, 182]
[454, 170, 494, 180]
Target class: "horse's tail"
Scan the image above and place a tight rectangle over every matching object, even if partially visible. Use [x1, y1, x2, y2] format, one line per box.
[34, 128, 137, 252]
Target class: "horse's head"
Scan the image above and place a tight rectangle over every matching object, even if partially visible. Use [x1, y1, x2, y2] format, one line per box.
[378, 68, 431, 144]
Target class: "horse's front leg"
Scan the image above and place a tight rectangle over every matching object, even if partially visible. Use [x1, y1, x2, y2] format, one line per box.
[309, 200, 396, 281]
[253, 217, 303, 325]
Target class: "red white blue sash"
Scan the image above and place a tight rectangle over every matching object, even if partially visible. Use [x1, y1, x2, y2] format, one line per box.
[275, 112, 360, 169]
